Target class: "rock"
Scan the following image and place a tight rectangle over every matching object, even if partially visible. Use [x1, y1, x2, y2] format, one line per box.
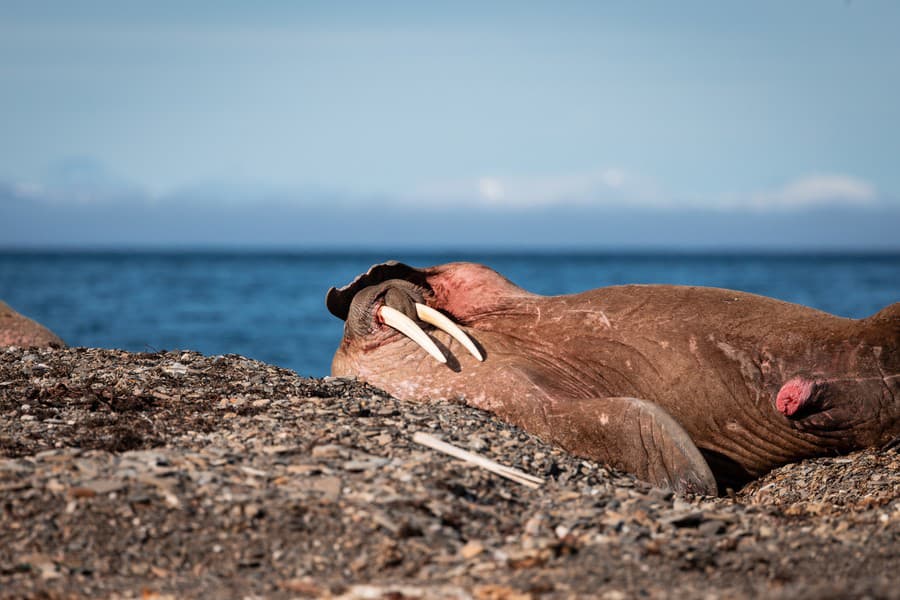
[460, 540, 485, 559]
[279, 577, 322, 596]
[698, 519, 726, 536]
[0, 301, 65, 348]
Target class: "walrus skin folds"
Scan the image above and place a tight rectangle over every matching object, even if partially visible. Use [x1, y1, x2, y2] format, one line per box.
[327, 261, 900, 495]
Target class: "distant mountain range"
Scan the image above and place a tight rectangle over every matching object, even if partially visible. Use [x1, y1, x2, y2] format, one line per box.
[2, 180, 899, 250]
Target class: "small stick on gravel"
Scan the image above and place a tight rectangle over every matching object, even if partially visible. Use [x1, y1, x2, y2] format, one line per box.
[412, 431, 544, 489]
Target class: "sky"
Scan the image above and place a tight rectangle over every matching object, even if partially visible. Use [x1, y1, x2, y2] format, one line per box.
[1, 1, 899, 249]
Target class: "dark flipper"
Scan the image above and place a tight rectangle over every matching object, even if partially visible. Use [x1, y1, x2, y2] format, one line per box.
[545, 396, 718, 496]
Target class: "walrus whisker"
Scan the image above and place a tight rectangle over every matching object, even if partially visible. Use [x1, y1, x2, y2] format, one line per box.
[415, 303, 483, 362]
[378, 306, 447, 364]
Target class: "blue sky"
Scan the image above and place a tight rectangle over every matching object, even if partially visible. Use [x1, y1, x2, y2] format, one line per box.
[2, 1, 899, 248]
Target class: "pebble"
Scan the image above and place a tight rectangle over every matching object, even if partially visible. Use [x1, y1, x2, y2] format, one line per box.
[460, 541, 485, 559]
[0, 347, 897, 599]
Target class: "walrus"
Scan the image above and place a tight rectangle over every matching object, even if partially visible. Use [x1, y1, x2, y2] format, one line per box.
[0, 301, 65, 348]
[327, 261, 900, 495]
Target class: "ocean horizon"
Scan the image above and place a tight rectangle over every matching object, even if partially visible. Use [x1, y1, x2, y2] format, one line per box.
[2, 248, 898, 377]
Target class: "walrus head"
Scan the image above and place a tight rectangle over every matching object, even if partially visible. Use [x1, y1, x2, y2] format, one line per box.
[327, 261, 533, 373]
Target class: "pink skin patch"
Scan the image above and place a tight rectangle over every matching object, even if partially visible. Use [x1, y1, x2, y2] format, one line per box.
[776, 377, 817, 417]
[427, 263, 531, 322]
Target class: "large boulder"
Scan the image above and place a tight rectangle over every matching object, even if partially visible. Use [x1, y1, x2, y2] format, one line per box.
[0, 301, 65, 348]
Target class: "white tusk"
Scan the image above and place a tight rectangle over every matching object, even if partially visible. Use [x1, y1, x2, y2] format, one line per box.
[378, 305, 447, 364]
[415, 303, 483, 362]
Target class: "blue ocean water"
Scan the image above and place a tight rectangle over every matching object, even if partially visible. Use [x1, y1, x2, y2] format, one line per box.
[1, 251, 898, 377]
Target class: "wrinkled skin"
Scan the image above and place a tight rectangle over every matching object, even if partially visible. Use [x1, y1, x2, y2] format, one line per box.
[328, 262, 900, 495]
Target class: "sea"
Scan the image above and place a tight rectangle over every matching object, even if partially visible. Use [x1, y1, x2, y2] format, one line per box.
[1, 250, 898, 377]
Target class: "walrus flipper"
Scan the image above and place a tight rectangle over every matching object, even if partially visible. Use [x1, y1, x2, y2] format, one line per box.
[546, 396, 718, 496]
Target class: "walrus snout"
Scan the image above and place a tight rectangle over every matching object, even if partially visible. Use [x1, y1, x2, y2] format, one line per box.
[326, 261, 427, 321]
[340, 277, 483, 365]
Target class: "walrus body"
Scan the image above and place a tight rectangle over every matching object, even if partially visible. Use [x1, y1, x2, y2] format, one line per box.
[328, 262, 900, 495]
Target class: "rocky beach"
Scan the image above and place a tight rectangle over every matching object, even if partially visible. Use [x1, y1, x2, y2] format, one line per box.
[1, 346, 898, 599]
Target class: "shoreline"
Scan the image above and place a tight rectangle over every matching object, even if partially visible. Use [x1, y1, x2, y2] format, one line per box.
[1, 347, 898, 598]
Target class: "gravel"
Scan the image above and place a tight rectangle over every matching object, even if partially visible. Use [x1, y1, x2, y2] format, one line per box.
[1, 347, 898, 599]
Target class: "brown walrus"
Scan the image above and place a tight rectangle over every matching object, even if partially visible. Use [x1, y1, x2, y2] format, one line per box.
[327, 261, 900, 495]
[0, 301, 65, 349]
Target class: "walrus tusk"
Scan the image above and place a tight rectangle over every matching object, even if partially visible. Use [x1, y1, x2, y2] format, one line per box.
[415, 303, 484, 362]
[378, 305, 447, 364]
